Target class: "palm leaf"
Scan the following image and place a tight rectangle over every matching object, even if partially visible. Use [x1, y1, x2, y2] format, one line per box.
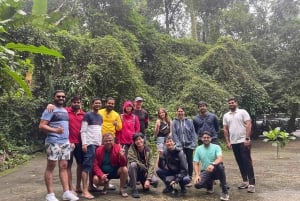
[3, 65, 32, 96]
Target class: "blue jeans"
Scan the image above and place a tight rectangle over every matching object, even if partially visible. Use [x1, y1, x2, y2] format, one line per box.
[82, 145, 97, 172]
[156, 168, 190, 188]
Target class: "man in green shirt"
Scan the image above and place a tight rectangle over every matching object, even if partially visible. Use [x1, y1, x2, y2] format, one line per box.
[193, 131, 229, 201]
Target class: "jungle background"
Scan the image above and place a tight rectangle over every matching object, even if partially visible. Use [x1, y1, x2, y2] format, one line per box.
[0, 0, 299, 171]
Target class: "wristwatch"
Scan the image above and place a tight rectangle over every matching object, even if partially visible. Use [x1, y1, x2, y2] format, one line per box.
[211, 162, 217, 166]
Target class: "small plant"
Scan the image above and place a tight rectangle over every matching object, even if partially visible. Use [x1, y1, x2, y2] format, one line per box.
[263, 127, 296, 158]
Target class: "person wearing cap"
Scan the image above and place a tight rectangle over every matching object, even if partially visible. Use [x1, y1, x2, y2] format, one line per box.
[156, 136, 190, 194]
[133, 97, 149, 142]
[116, 100, 140, 156]
[193, 101, 220, 145]
[127, 133, 159, 198]
[193, 131, 229, 201]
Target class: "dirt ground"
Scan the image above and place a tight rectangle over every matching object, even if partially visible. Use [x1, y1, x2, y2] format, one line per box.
[1, 138, 300, 201]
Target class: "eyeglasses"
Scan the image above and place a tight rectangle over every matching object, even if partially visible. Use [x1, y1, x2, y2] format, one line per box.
[56, 96, 65, 99]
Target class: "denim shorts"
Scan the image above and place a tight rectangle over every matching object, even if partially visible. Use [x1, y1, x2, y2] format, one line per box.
[82, 144, 97, 172]
[45, 143, 71, 161]
[156, 137, 166, 151]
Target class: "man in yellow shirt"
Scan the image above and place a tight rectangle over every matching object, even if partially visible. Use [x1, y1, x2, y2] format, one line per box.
[98, 97, 122, 139]
[97, 97, 122, 191]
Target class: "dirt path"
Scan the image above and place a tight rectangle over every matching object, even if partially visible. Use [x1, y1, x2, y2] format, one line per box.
[1, 139, 300, 201]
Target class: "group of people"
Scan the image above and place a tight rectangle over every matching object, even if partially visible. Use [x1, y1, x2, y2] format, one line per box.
[39, 90, 255, 201]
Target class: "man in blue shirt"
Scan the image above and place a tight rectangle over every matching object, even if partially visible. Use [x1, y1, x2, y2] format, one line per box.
[193, 101, 220, 145]
[39, 90, 79, 201]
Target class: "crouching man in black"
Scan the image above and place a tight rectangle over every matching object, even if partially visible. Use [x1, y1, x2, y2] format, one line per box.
[156, 136, 191, 194]
[193, 131, 229, 201]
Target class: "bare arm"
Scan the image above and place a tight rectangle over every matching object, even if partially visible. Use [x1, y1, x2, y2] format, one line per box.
[223, 125, 231, 149]
[193, 162, 201, 184]
[245, 120, 252, 138]
[154, 119, 160, 137]
[39, 120, 64, 134]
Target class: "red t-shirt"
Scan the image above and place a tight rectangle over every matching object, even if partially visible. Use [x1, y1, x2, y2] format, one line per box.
[66, 107, 85, 143]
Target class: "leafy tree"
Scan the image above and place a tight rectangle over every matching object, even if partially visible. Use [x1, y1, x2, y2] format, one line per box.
[263, 127, 296, 158]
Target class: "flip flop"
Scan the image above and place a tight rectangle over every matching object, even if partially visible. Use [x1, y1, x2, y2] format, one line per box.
[82, 194, 95, 200]
[119, 189, 128, 197]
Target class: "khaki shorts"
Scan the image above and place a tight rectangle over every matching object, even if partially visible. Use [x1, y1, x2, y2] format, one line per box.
[45, 143, 71, 161]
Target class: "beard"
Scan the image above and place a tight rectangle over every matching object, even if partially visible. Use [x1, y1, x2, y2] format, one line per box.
[106, 105, 113, 111]
[55, 99, 64, 106]
[71, 105, 80, 111]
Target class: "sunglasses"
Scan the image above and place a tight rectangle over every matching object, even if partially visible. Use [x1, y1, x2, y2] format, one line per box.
[56, 96, 66, 98]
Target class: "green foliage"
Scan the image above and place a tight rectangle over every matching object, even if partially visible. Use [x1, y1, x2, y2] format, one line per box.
[5, 43, 64, 58]
[263, 127, 296, 158]
[196, 37, 271, 115]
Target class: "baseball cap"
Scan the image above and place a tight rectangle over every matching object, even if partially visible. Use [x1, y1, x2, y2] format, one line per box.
[135, 97, 143, 102]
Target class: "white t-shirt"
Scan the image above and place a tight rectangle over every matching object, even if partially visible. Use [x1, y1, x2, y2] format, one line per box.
[223, 108, 251, 144]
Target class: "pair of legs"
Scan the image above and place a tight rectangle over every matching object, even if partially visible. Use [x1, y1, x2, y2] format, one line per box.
[81, 145, 97, 199]
[182, 148, 194, 179]
[155, 137, 166, 170]
[93, 166, 129, 197]
[156, 168, 190, 191]
[45, 159, 69, 193]
[129, 162, 159, 191]
[231, 143, 255, 185]
[44, 143, 79, 201]
[194, 163, 228, 194]
[67, 143, 83, 193]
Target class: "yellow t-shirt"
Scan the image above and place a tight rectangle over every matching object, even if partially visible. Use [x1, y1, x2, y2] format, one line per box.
[98, 109, 122, 138]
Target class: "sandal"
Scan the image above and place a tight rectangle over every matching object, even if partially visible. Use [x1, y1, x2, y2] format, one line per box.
[82, 193, 95, 200]
[119, 188, 128, 197]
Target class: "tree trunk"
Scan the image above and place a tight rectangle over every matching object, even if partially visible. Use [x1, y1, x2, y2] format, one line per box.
[287, 103, 299, 133]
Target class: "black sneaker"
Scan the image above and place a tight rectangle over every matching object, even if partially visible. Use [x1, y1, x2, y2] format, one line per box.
[162, 186, 173, 193]
[171, 188, 178, 196]
[181, 186, 187, 193]
[132, 189, 140, 198]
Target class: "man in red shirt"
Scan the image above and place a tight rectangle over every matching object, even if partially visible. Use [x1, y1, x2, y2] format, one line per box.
[93, 133, 129, 197]
[66, 96, 85, 193]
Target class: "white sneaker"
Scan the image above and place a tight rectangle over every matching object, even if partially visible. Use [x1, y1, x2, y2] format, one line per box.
[62, 190, 79, 201]
[45, 193, 59, 201]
